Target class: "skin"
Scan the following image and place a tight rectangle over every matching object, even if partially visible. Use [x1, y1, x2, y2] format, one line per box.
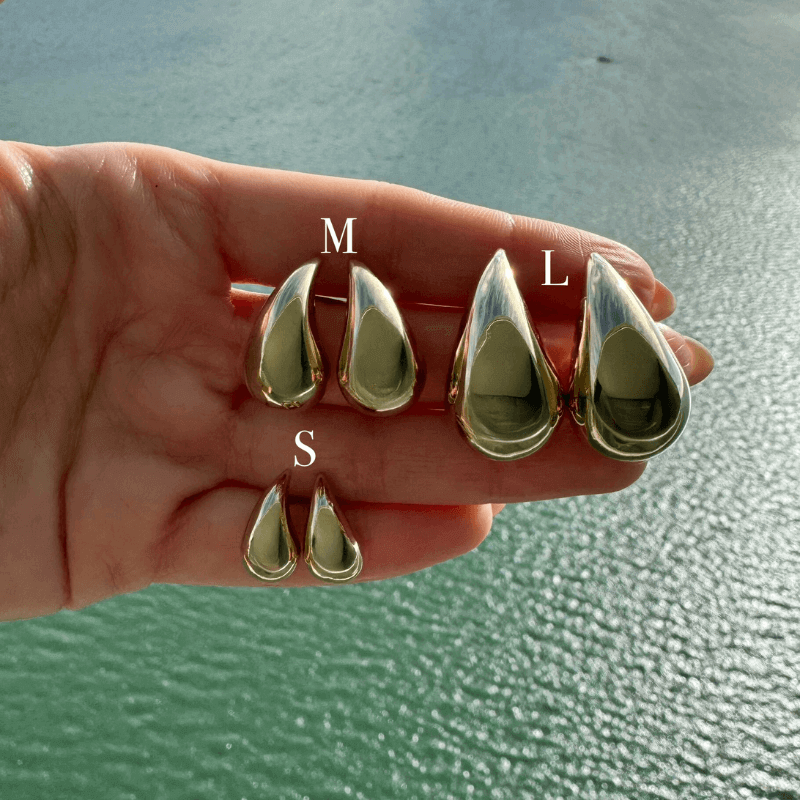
[0, 141, 714, 621]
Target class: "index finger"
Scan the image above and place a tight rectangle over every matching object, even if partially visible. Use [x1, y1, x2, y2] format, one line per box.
[121, 142, 666, 318]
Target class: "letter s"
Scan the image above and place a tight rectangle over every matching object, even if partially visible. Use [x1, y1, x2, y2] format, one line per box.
[294, 430, 316, 467]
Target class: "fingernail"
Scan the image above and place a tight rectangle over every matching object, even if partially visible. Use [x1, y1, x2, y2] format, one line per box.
[650, 280, 677, 320]
[684, 336, 715, 381]
[657, 323, 694, 373]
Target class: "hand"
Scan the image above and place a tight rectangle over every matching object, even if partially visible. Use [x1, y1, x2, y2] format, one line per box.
[0, 141, 713, 621]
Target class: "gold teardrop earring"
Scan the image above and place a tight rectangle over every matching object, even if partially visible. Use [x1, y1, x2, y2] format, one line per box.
[304, 474, 363, 583]
[570, 253, 691, 460]
[244, 259, 325, 409]
[448, 248, 562, 460]
[338, 261, 421, 415]
[242, 471, 298, 582]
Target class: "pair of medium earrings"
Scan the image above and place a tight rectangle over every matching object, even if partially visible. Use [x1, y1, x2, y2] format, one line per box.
[242, 248, 691, 463]
[243, 258, 419, 417]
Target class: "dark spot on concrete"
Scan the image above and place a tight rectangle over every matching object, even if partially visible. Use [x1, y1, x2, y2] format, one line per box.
[597, 56, 613, 63]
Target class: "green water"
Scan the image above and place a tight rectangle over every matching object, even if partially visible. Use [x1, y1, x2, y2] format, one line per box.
[1, 0, 799, 797]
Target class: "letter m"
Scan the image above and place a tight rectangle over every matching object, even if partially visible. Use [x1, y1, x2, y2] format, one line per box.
[322, 218, 356, 253]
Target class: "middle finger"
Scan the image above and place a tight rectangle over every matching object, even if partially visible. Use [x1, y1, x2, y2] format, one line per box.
[227, 290, 655, 505]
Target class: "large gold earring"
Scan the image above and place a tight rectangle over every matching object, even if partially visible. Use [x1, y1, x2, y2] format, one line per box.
[571, 253, 691, 460]
[448, 249, 562, 460]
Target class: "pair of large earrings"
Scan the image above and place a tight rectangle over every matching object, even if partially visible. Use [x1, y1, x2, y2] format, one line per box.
[243, 250, 690, 462]
[450, 250, 691, 461]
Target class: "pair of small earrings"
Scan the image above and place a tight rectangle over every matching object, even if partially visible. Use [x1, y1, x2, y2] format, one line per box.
[242, 249, 691, 463]
[242, 472, 362, 584]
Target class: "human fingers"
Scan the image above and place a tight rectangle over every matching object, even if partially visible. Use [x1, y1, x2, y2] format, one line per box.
[212, 161, 663, 320]
[651, 280, 677, 321]
[35, 140, 704, 401]
[228, 399, 645, 507]
[658, 324, 715, 385]
[48, 141, 665, 319]
[224, 290, 711, 506]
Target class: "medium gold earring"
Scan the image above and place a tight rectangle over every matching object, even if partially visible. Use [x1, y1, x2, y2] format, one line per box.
[244, 259, 325, 409]
[338, 261, 421, 415]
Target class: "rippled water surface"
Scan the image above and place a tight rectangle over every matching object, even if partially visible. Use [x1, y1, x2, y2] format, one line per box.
[1, 0, 799, 797]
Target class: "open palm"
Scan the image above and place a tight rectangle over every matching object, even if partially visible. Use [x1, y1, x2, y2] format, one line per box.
[0, 141, 713, 621]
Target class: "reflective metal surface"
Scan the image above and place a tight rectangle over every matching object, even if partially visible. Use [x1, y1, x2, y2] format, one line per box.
[571, 253, 691, 461]
[338, 261, 420, 414]
[241, 471, 298, 582]
[244, 260, 325, 409]
[448, 249, 562, 460]
[304, 475, 363, 583]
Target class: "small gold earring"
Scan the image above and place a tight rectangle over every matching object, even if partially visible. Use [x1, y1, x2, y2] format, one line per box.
[304, 474, 363, 583]
[242, 471, 298, 582]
